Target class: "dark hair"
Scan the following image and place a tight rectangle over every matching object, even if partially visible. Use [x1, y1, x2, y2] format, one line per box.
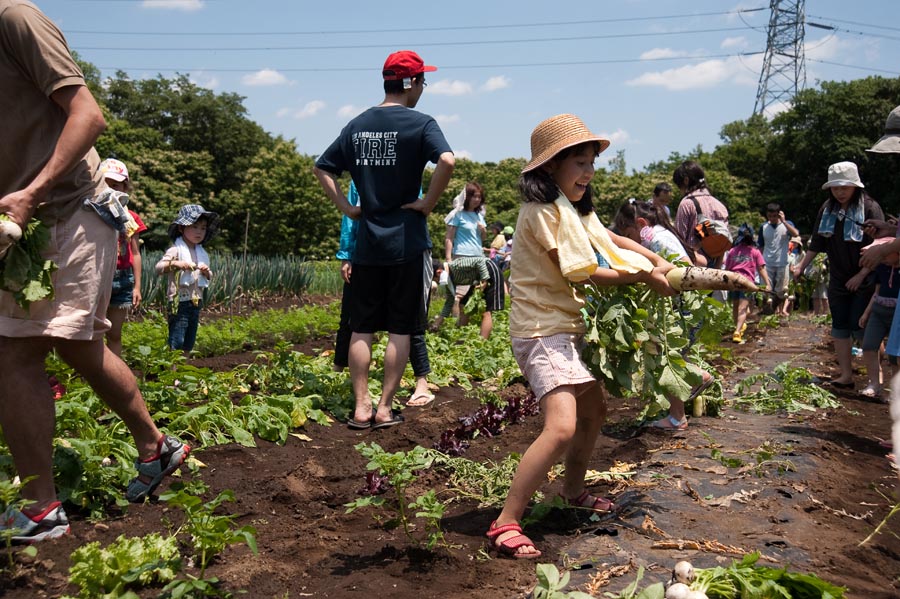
[673, 160, 710, 195]
[614, 200, 697, 263]
[518, 141, 599, 216]
[383, 72, 424, 94]
[463, 181, 485, 211]
[653, 182, 672, 197]
[490, 221, 504, 233]
[826, 187, 869, 212]
[765, 202, 781, 213]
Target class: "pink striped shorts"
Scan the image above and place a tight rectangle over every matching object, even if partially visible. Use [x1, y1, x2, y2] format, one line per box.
[511, 333, 595, 400]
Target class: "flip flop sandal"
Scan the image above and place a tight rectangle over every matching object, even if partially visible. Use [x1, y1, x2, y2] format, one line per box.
[371, 410, 405, 430]
[485, 520, 542, 559]
[406, 392, 435, 407]
[347, 416, 374, 430]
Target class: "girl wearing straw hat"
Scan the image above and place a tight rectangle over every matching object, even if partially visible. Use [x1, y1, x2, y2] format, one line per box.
[485, 114, 676, 559]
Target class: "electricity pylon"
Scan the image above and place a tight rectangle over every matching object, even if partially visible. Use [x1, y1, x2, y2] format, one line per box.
[754, 0, 806, 115]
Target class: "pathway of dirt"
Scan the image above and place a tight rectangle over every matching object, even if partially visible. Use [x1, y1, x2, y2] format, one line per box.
[3, 315, 898, 598]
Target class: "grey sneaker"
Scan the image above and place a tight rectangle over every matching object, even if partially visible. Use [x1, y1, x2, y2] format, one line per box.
[1, 501, 70, 543]
[126, 435, 190, 503]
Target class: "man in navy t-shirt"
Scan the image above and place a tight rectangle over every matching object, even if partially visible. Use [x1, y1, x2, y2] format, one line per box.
[314, 50, 454, 430]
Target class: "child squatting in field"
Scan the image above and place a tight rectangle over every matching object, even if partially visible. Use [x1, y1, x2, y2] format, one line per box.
[486, 114, 677, 558]
[156, 204, 220, 354]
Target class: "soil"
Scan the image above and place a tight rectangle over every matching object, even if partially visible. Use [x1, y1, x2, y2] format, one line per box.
[4, 313, 900, 598]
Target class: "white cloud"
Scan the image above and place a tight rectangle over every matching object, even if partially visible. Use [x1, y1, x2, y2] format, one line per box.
[625, 57, 753, 91]
[142, 0, 204, 11]
[435, 114, 461, 125]
[454, 149, 473, 160]
[427, 80, 474, 96]
[601, 128, 630, 146]
[640, 48, 688, 60]
[278, 101, 326, 119]
[242, 69, 288, 87]
[721, 36, 748, 49]
[481, 76, 511, 92]
[189, 72, 219, 90]
[337, 105, 363, 119]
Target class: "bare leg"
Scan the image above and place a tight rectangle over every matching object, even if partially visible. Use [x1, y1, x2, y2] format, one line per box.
[106, 306, 127, 357]
[862, 349, 883, 392]
[493, 384, 581, 556]
[833, 336, 853, 384]
[480, 311, 493, 339]
[375, 333, 410, 423]
[560, 383, 607, 500]
[348, 333, 374, 423]
[0, 337, 56, 510]
[55, 339, 160, 459]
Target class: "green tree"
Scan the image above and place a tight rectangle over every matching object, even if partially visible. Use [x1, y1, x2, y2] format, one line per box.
[220, 139, 342, 258]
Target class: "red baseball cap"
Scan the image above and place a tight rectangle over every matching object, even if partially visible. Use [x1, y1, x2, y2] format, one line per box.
[382, 50, 437, 80]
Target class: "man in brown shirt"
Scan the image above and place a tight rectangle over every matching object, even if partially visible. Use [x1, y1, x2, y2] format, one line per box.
[0, 0, 188, 542]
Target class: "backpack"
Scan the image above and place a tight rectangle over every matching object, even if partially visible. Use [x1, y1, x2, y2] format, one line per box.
[690, 196, 732, 258]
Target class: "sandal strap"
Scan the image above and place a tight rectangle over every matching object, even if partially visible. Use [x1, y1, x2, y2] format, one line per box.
[486, 520, 523, 538]
[497, 533, 536, 551]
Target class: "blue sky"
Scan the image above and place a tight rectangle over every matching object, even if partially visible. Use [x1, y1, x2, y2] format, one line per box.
[47, 0, 900, 171]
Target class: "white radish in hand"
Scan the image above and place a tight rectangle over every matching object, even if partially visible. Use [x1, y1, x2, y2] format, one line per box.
[665, 583, 692, 599]
[0, 217, 23, 260]
[685, 592, 708, 599]
[666, 266, 759, 292]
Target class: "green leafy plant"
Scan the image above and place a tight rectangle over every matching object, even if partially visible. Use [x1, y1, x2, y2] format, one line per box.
[64, 533, 181, 598]
[160, 482, 258, 576]
[734, 362, 840, 413]
[159, 573, 234, 598]
[0, 476, 38, 571]
[345, 443, 446, 549]
[430, 451, 522, 508]
[0, 215, 56, 309]
[532, 563, 596, 599]
[603, 566, 663, 599]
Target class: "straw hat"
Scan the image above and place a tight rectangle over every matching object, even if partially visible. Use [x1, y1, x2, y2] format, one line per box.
[821, 161, 864, 189]
[522, 114, 610, 173]
[867, 105, 900, 154]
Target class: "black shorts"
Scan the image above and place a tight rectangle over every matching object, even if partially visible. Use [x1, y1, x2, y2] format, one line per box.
[461, 258, 505, 312]
[350, 254, 425, 335]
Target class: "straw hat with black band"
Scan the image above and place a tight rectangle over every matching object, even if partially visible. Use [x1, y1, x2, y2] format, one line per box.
[522, 114, 611, 173]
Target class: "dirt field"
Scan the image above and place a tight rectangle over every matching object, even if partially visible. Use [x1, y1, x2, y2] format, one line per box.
[4, 314, 899, 598]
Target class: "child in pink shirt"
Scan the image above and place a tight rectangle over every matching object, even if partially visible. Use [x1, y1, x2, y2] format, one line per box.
[725, 224, 771, 343]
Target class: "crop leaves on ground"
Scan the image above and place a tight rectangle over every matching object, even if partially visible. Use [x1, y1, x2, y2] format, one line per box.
[734, 362, 840, 413]
[581, 283, 729, 420]
[346, 443, 447, 550]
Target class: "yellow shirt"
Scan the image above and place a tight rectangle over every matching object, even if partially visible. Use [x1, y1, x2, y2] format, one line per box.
[509, 202, 586, 337]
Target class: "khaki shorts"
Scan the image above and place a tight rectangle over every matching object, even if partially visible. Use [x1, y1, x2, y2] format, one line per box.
[511, 333, 595, 400]
[0, 206, 116, 340]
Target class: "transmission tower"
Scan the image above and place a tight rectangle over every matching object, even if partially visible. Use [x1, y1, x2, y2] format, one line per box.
[754, 0, 806, 115]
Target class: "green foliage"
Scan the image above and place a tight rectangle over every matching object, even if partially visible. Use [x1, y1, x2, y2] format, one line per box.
[734, 362, 840, 413]
[0, 216, 56, 309]
[691, 552, 847, 598]
[160, 482, 257, 575]
[430, 451, 521, 507]
[65, 533, 181, 599]
[345, 443, 446, 549]
[532, 563, 596, 599]
[581, 282, 728, 419]
[0, 476, 38, 569]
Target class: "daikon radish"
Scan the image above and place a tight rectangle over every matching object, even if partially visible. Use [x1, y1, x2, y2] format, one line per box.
[666, 266, 760, 292]
[0, 216, 22, 260]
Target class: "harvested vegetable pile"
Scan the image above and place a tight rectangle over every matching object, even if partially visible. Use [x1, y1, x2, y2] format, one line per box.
[0, 214, 56, 309]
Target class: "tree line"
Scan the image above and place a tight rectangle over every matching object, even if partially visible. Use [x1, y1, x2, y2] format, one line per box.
[77, 54, 900, 258]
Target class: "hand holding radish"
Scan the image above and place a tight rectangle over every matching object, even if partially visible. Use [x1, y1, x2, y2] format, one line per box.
[196, 262, 212, 279]
[642, 266, 678, 296]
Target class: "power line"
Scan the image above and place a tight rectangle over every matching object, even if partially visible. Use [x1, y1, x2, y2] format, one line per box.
[73, 26, 751, 51]
[807, 58, 900, 76]
[96, 52, 762, 73]
[67, 8, 768, 36]
[806, 14, 900, 33]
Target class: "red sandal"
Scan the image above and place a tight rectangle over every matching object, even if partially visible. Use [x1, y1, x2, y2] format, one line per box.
[485, 520, 542, 559]
[560, 490, 616, 513]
